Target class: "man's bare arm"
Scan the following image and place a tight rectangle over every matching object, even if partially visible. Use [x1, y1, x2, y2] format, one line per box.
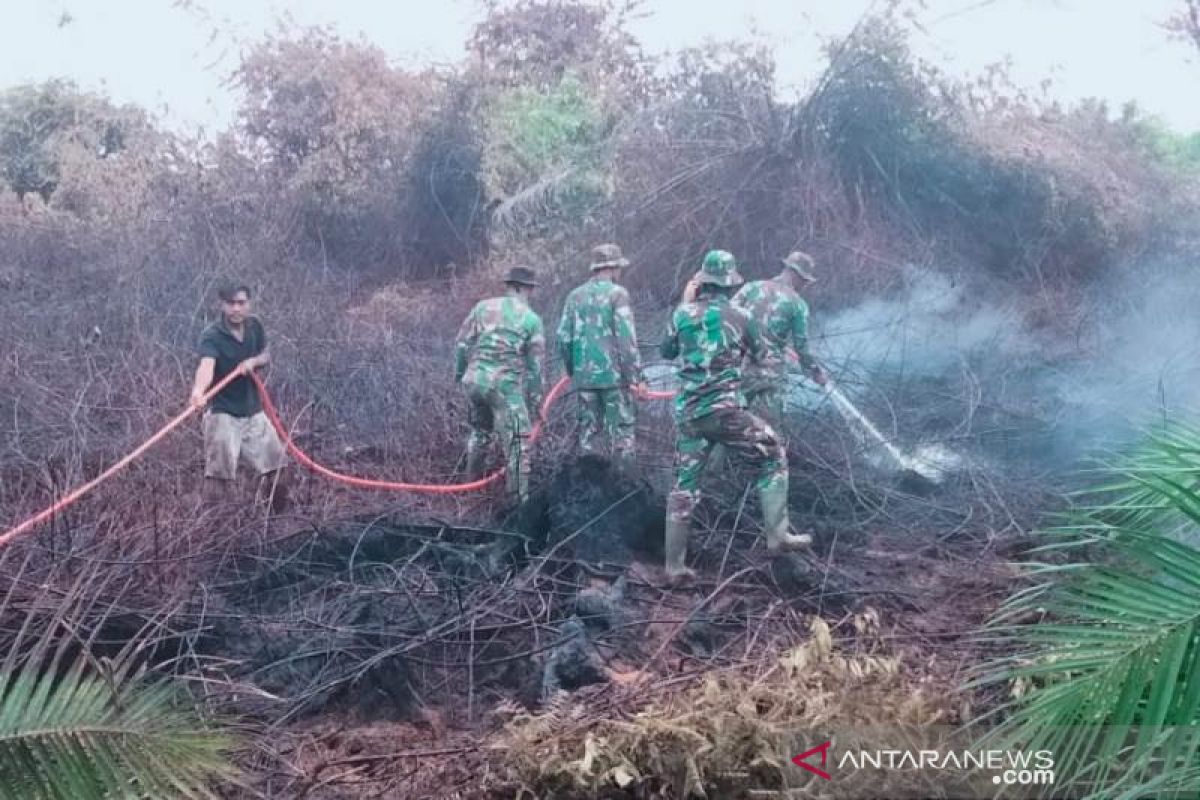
[190, 357, 215, 408]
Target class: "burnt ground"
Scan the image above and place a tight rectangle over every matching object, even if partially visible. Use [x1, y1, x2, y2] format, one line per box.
[0, 386, 1052, 800]
[168, 441, 1043, 799]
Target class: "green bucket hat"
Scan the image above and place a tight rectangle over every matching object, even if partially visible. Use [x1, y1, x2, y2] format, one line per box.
[590, 243, 630, 271]
[503, 266, 539, 287]
[782, 250, 817, 282]
[696, 249, 744, 287]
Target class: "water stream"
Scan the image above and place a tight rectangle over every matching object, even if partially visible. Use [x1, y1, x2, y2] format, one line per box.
[823, 380, 960, 483]
[644, 363, 961, 483]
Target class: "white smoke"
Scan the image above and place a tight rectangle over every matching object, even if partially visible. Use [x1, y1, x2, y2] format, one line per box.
[815, 265, 1032, 375]
[1035, 259, 1200, 450]
[803, 260, 1200, 469]
[646, 260, 1200, 472]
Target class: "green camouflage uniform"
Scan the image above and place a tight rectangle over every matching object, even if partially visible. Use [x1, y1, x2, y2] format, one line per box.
[731, 278, 816, 435]
[455, 294, 545, 500]
[556, 277, 643, 466]
[660, 292, 786, 528]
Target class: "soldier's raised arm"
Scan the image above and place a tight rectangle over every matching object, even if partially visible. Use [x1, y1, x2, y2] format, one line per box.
[787, 294, 826, 383]
[613, 287, 644, 386]
[525, 313, 546, 410]
[790, 296, 817, 370]
[555, 294, 576, 378]
[744, 311, 766, 365]
[660, 309, 681, 361]
[454, 305, 478, 383]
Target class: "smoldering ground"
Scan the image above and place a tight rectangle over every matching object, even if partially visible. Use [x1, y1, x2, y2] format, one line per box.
[792, 258, 1200, 480]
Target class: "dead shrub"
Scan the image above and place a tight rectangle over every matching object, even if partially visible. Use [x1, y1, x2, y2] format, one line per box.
[488, 615, 965, 798]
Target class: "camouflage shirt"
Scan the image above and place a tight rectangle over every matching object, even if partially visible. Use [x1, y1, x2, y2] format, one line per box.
[555, 277, 643, 389]
[455, 295, 545, 399]
[732, 278, 815, 384]
[660, 293, 764, 422]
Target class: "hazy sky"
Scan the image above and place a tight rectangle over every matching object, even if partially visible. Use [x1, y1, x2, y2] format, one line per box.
[2, 0, 1197, 135]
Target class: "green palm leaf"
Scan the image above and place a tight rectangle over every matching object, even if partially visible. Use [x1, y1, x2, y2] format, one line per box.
[0, 552, 241, 800]
[968, 421, 1200, 799]
[0, 654, 239, 800]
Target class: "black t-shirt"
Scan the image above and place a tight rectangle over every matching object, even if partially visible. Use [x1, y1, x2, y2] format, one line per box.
[197, 317, 266, 417]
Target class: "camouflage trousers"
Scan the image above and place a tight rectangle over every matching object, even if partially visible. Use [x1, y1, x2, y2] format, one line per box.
[709, 383, 786, 473]
[463, 381, 532, 500]
[668, 407, 788, 524]
[744, 384, 785, 446]
[576, 387, 636, 468]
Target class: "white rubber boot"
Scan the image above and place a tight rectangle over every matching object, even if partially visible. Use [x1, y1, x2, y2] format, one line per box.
[664, 516, 698, 585]
[760, 482, 812, 551]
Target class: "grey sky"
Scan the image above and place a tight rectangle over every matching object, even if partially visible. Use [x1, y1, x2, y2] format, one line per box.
[3, 0, 1196, 135]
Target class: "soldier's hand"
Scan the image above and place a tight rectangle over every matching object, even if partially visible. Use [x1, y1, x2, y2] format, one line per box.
[810, 365, 829, 386]
[189, 390, 206, 411]
[682, 276, 700, 303]
[632, 382, 648, 400]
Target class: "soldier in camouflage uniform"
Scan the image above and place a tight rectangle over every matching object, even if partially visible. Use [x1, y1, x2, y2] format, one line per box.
[455, 266, 545, 502]
[731, 250, 828, 441]
[660, 250, 811, 584]
[555, 243, 647, 470]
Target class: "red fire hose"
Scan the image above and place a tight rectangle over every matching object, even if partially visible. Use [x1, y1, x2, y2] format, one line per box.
[0, 370, 241, 547]
[0, 373, 676, 546]
[255, 373, 570, 494]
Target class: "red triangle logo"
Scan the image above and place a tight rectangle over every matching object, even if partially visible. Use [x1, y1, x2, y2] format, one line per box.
[792, 741, 833, 780]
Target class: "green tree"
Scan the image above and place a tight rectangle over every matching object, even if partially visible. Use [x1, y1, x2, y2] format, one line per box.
[1126, 113, 1200, 173]
[0, 80, 148, 201]
[469, 1, 651, 246]
[232, 26, 436, 268]
[234, 27, 432, 181]
[484, 74, 612, 239]
[468, 0, 651, 98]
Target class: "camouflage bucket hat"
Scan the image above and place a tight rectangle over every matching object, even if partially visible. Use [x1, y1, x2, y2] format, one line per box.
[590, 243, 630, 271]
[696, 249, 744, 287]
[782, 250, 817, 282]
[503, 266, 538, 287]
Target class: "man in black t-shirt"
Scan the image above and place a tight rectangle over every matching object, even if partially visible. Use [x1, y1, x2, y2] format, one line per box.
[189, 282, 288, 509]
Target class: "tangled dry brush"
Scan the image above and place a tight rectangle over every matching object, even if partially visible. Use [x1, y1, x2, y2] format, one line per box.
[1, 2, 1199, 797]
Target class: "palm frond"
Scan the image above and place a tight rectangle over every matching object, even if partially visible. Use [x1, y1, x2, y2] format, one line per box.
[968, 421, 1200, 799]
[491, 165, 577, 238]
[0, 548, 240, 800]
[0, 654, 239, 800]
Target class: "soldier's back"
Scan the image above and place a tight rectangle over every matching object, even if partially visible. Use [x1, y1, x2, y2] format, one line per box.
[463, 296, 539, 388]
[735, 278, 799, 343]
[670, 297, 752, 420]
[561, 279, 629, 388]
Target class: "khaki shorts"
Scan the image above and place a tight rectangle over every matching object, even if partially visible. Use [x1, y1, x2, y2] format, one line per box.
[203, 411, 287, 480]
